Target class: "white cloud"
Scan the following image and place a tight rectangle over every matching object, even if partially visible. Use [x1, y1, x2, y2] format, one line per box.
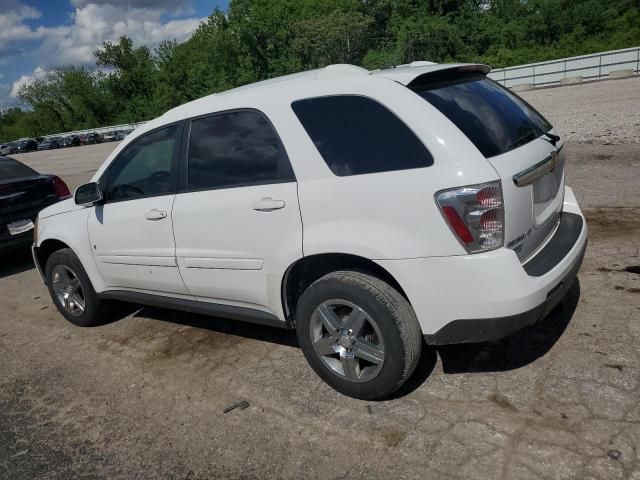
[0, 1, 206, 106]
[70, 0, 191, 9]
[37, 3, 205, 65]
[10, 66, 46, 98]
[0, 3, 42, 45]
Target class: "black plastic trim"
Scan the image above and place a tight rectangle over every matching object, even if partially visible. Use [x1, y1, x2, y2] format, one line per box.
[31, 244, 46, 282]
[424, 240, 586, 345]
[524, 212, 583, 277]
[98, 290, 291, 329]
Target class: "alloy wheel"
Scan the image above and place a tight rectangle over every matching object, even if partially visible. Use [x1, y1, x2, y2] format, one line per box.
[51, 265, 85, 317]
[309, 300, 385, 383]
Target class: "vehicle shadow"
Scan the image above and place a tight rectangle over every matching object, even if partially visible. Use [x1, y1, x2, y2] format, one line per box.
[0, 247, 34, 280]
[436, 278, 580, 374]
[97, 279, 579, 397]
[130, 305, 299, 348]
[389, 279, 580, 398]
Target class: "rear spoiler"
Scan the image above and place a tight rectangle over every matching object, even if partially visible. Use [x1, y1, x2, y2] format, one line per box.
[371, 63, 491, 87]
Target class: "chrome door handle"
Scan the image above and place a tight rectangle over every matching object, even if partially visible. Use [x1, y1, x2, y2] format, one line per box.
[145, 209, 167, 220]
[252, 198, 285, 212]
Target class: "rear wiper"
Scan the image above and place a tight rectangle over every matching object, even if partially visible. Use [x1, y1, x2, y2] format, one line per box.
[543, 131, 560, 146]
[507, 129, 538, 151]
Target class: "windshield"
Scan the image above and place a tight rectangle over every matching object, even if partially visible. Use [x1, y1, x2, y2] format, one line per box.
[412, 73, 552, 158]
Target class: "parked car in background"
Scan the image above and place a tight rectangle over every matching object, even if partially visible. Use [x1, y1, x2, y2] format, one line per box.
[81, 133, 102, 145]
[59, 135, 81, 148]
[32, 62, 586, 400]
[0, 156, 71, 251]
[101, 131, 118, 142]
[0, 143, 15, 155]
[10, 139, 39, 154]
[37, 137, 61, 151]
[114, 130, 129, 141]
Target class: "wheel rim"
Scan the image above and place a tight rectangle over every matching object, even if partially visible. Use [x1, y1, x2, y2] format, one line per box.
[51, 265, 85, 317]
[309, 300, 385, 383]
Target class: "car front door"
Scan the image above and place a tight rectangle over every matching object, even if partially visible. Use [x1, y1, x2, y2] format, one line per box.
[88, 123, 189, 294]
[171, 109, 302, 316]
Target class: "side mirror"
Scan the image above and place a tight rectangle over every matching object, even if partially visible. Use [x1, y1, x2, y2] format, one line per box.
[75, 182, 103, 206]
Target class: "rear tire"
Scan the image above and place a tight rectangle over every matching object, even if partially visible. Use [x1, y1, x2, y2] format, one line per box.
[45, 248, 109, 327]
[295, 271, 422, 400]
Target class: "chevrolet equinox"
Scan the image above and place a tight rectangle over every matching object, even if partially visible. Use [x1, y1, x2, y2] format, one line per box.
[32, 63, 587, 399]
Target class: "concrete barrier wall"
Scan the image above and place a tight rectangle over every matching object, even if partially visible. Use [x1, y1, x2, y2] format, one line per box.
[489, 46, 640, 88]
[43, 121, 148, 139]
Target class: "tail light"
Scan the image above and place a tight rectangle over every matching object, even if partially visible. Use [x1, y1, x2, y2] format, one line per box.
[52, 175, 71, 200]
[435, 180, 504, 253]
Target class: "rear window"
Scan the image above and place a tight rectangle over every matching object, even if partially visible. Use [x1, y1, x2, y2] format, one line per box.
[0, 158, 37, 180]
[411, 73, 552, 158]
[292, 95, 433, 176]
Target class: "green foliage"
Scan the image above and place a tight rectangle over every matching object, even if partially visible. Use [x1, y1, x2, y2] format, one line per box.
[1, 0, 639, 142]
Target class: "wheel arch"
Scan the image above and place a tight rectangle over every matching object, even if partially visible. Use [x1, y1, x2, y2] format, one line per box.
[281, 253, 409, 324]
[35, 238, 71, 283]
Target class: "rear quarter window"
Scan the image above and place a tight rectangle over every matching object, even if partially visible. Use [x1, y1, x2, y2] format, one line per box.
[291, 95, 433, 176]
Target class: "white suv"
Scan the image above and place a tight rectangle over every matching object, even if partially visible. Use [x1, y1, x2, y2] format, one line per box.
[33, 63, 587, 399]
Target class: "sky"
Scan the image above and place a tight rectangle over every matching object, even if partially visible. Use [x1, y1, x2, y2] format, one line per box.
[0, 0, 228, 108]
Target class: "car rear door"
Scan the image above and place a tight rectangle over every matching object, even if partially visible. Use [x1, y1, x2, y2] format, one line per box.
[87, 123, 188, 294]
[171, 109, 302, 315]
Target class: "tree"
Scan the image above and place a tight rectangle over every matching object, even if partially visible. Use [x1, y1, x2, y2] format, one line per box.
[1, 0, 639, 141]
[94, 36, 157, 122]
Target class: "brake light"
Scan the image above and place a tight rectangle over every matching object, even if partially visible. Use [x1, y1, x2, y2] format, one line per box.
[441, 206, 473, 243]
[52, 175, 71, 200]
[436, 180, 504, 253]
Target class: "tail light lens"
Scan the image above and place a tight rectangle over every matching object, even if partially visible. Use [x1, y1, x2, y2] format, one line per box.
[435, 180, 504, 253]
[52, 175, 71, 200]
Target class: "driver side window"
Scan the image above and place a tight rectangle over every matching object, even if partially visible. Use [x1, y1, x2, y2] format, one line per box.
[107, 125, 178, 202]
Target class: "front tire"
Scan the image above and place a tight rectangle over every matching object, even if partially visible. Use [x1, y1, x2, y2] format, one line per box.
[295, 271, 422, 400]
[45, 248, 108, 327]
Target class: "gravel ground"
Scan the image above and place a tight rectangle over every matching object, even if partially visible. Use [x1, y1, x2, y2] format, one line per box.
[520, 77, 640, 145]
[1, 79, 639, 479]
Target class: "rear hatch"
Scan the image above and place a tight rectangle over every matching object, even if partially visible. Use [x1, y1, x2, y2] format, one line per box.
[0, 159, 58, 242]
[406, 67, 564, 262]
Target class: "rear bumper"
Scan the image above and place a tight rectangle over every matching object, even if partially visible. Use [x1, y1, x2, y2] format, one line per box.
[423, 238, 585, 344]
[0, 233, 33, 250]
[377, 186, 587, 344]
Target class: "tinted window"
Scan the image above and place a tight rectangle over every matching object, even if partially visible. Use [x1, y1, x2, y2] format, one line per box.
[107, 125, 177, 201]
[187, 110, 294, 190]
[291, 95, 433, 176]
[0, 158, 37, 180]
[412, 74, 552, 158]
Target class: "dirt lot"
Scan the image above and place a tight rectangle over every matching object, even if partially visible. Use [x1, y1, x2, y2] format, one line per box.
[2, 80, 640, 479]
